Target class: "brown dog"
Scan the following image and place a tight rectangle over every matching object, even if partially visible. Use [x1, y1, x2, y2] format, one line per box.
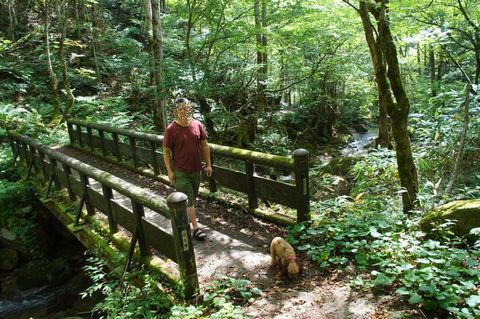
[270, 237, 300, 278]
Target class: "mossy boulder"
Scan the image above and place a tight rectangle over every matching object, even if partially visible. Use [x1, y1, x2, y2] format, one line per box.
[420, 199, 480, 237]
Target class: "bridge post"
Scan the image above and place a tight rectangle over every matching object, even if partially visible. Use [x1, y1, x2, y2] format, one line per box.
[167, 192, 199, 300]
[149, 141, 160, 175]
[98, 130, 107, 156]
[245, 161, 258, 210]
[86, 127, 95, 151]
[75, 124, 84, 147]
[67, 122, 75, 145]
[208, 153, 217, 193]
[293, 149, 310, 223]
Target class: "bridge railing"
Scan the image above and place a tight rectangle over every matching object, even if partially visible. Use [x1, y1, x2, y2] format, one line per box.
[8, 132, 199, 299]
[67, 119, 310, 223]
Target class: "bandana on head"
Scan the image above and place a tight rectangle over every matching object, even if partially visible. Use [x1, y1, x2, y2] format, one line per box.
[173, 100, 193, 122]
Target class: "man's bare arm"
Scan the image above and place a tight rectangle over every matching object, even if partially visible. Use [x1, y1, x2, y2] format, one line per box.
[163, 147, 175, 182]
[200, 139, 212, 177]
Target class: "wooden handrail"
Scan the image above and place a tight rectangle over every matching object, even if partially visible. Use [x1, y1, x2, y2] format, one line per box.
[10, 131, 171, 217]
[68, 119, 293, 169]
[66, 119, 310, 223]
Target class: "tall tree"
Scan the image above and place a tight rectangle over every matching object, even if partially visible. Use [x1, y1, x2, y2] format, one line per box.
[347, 0, 419, 212]
[40, 0, 61, 122]
[150, 0, 167, 131]
[345, 0, 391, 148]
[254, 0, 268, 111]
[7, 0, 17, 40]
[58, 0, 75, 119]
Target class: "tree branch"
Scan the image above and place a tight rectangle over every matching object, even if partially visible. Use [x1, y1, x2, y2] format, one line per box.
[265, 40, 345, 93]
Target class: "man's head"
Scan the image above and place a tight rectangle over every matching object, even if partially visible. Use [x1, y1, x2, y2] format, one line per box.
[173, 97, 193, 122]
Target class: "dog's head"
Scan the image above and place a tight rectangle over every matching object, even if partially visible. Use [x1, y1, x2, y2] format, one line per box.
[286, 257, 300, 278]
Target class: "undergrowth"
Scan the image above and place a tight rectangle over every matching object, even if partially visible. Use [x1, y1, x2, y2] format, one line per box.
[0, 145, 40, 258]
[82, 257, 261, 319]
[290, 149, 480, 318]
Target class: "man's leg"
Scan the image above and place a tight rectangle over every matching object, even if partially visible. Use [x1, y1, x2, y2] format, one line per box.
[189, 171, 206, 239]
[174, 170, 206, 239]
[187, 206, 199, 229]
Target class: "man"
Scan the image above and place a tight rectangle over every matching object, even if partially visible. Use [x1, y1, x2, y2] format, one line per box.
[163, 98, 212, 240]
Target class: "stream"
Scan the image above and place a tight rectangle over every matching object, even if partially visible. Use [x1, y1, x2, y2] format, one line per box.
[340, 127, 379, 157]
[0, 203, 95, 319]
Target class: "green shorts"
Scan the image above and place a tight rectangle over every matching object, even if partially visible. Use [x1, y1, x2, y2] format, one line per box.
[174, 170, 201, 207]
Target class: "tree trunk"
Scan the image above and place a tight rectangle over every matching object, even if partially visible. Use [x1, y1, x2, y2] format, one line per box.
[429, 47, 436, 96]
[377, 0, 418, 212]
[254, 0, 267, 113]
[416, 43, 422, 75]
[42, 0, 61, 123]
[377, 94, 391, 147]
[59, 0, 75, 119]
[7, 0, 17, 40]
[151, 0, 167, 131]
[356, 0, 418, 212]
[475, 47, 480, 84]
[446, 84, 473, 194]
[185, 0, 197, 81]
[358, 1, 391, 148]
[144, 0, 157, 93]
[90, 5, 101, 84]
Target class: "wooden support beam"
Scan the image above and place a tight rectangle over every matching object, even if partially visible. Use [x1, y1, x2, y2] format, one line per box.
[112, 133, 121, 162]
[76, 124, 84, 147]
[102, 185, 118, 233]
[245, 161, 258, 210]
[87, 127, 94, 151]
[149, 141, 160, 175]
[80, 173, 95, 215]
[131, 200, 147, 257]
[99, 130, 107, 156]
[62, 163, 76, 201]
[129, 137, 138, 168]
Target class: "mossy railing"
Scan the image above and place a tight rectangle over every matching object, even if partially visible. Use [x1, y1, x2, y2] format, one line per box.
[67, 119, 311, 223]
[8, 132, 199, 299]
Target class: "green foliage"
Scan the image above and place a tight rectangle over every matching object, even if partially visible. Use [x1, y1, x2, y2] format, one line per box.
[350, 148, 400, 196]
[0, 61, 32, 95]
[82, 257, 260, 319]
[250, 128, 291, 156]
[82, 257, 172, 319]
[410, 82, 480, 196]
[0, 179, 40, 258]
[0, 179, 32, 216]
[203, 275, 262, 305]
[70, 97, 133, 127]
[171, 275, 261, 319]
[0, 145, 16, 179]
[0, 103, 46, 136]
[291, 150, 480, 318]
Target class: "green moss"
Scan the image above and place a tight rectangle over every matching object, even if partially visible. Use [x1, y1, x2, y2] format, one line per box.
[420, 199, 480, 236]
[210, 144, 294, 169]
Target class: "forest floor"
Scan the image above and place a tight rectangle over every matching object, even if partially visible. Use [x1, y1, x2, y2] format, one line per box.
[60, 147, 409, 319]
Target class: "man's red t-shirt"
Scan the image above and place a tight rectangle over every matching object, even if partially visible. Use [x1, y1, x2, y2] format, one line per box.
[163, 120, 208, 172]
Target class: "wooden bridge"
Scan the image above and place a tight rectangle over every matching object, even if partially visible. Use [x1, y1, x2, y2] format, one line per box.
[8, 120, 310, 299]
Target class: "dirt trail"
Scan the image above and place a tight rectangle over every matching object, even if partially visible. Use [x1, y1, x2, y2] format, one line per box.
[60, 147, 399, 319]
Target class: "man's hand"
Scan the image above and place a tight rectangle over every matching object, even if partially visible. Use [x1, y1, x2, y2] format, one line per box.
[168, 171, 176, 183]
[204, 165, 212, 177]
